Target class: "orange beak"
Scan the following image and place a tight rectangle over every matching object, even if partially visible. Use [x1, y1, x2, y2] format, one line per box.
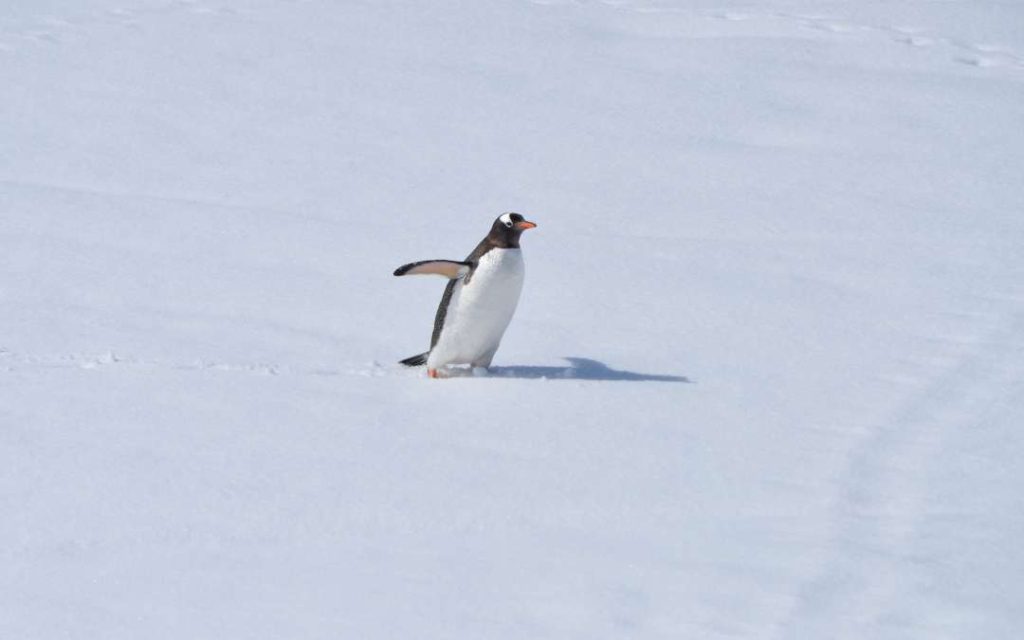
[515, 220, 537, 230]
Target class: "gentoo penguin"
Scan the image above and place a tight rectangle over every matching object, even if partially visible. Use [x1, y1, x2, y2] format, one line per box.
[393, 212, 537, 378]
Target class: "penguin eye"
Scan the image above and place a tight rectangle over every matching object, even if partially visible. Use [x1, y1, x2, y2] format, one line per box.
[503, 220, 513, 228]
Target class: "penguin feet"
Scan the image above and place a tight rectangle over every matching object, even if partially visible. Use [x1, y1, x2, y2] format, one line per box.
[426, 366, 489, 379]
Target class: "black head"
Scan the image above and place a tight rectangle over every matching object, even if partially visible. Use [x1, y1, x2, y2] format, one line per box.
[487, 212, 537, 248]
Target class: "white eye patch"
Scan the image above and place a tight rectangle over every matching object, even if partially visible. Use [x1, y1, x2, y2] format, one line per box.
[499, 212, 514, 227]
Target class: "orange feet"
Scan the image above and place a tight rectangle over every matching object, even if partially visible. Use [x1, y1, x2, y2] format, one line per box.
[428, 368, 440, 379]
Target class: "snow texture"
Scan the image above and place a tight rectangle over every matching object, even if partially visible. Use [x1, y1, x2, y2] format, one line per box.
[2, 0, 1023, 638]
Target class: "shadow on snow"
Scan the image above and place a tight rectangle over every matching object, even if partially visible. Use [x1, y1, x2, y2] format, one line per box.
[484, 357, 691, 382]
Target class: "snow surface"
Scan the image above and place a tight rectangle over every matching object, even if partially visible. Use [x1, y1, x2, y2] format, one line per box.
[2, 0, 1023, 637]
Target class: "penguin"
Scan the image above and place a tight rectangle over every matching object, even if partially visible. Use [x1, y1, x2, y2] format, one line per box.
[393, 212, 537, 378]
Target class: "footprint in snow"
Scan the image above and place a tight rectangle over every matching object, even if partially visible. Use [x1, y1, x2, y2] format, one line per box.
[26, 30, 61, 44]
[716, 12, 754, 22]
[955, 55, 1001, 68]
[807, 21, 863, 34]
[894, 35, 935, 47]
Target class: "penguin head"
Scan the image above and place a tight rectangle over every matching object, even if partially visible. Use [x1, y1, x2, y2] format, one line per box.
[489, 212, 537, 247]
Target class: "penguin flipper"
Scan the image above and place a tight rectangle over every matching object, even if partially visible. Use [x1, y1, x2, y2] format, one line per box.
[399, 352, 429, 367]
[393, 260, 472, 279]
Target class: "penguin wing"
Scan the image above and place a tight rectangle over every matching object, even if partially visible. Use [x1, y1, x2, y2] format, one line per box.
[393, 260, 473, 279]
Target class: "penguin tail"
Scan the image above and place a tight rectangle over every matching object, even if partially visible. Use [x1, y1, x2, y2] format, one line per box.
[399, 352, 429, 367]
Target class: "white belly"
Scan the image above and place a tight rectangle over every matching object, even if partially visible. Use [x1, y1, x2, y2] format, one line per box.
[428, 248, 525, 368]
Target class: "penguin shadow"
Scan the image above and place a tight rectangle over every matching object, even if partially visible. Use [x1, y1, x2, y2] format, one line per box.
[486, 357, 692, 382]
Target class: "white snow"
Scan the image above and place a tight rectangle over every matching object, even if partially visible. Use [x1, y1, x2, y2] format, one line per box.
[2, 0, 1023, 638]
